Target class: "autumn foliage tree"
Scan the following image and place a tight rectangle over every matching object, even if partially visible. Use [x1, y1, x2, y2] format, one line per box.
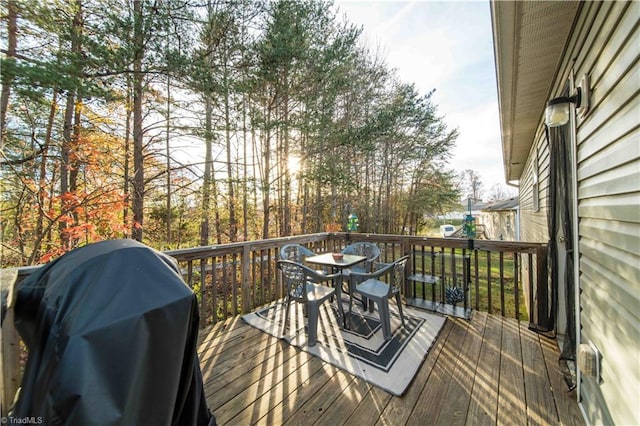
[1, 0, 461, 268]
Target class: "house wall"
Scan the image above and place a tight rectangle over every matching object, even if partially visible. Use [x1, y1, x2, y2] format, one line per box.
[479, 210, 517, 241]
[518, 134, 551, 329]
[520, 141, 551, 244]
[518, 2, 640, 425]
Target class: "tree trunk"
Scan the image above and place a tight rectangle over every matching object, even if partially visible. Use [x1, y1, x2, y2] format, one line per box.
[242, 93, 249, 241]
[165, 75, 172, 244]
[59, 96, 75, 248]
[131, 0, 144, 242]
[224, 63, 236, 242]
[31, 93, 57, 264]
[261, 101, 271, 239]
[251, 125, 260, 238]
[275, 124, 282, 235]
[122, 84, 132, 238]
[60, 94, 74, 197]
[0, 0, 17, 149]
[282, 84, 291, 236]
[69, 96, 82, 245]
[58, 0, 84, 248]
[200, 96, 213, 247]
[315, 179, 322, 231]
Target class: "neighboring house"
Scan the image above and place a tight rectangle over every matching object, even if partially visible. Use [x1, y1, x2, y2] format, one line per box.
[480, 197, 519, 241]
[461, 197, 488, 217]
[491, 2, 639, 425]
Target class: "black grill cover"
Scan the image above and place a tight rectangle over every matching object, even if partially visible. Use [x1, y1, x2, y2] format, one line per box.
[12, 239, 215, 426]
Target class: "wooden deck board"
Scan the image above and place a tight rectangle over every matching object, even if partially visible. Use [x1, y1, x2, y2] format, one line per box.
[405, 313, 469, 425]
[200, 328, 273, 384]
[520, 321, 559, 425]
[433, 320, 472, 423]
[205, 338, 301, 411]
[198, 311, 585, 425]
[539, 332, 584, 426]
[343, 383, 393, 424]
[283, 368, 356, 425]
[216, 349, 321, 424]
[249, 361, 339, 425]
[434, 311, 486, 425]
[466, 312, 501, 424]
[497, 318, 528, 424]
[313, 373, 371, 425]
[375, 318, 455, 426]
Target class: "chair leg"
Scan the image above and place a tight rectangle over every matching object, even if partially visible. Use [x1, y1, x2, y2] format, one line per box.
[282, 298, 291, 337]
[334, 278, 346, 328]
[350, 278, 368, 312]
[379, 300, 392, 340]
[395, 293, 406, 328]
[348, 291, 354, 328]
[307, 302, 319, 346]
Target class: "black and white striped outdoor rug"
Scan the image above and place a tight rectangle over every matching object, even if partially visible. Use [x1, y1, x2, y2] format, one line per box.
[242, 296, 446, 396]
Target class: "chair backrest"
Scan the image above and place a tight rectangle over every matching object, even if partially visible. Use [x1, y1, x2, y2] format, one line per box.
[279, 243, 315, 263]
[341, 242, 381, 273]
[277, 260, 328, 303]
[389, 255, 409, 296]
[277, 260, 309, 303]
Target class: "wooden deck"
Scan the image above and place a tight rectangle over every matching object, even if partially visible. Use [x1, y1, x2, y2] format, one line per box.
[197, 310, 585, 425]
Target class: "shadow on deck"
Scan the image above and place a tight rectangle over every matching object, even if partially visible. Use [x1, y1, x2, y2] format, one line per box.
[197, 309, 584, 425]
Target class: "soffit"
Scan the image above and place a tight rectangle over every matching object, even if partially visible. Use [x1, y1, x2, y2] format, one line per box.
[491, 1, 580, 182]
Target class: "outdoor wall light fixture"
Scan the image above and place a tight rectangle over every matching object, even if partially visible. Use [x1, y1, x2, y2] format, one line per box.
[545, 74, 590, 127]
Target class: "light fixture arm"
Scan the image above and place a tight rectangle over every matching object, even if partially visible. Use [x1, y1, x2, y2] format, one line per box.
[547, 87, 582, 109]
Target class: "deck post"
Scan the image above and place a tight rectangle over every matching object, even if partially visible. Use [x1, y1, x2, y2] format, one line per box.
[402, 239, 411, 296]
[536, 245, 550, 328]
[242, 245, 251, 313]
[1, 268, 20, 417]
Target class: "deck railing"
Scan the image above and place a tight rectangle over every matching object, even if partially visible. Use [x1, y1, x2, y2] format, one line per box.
[1, 232, 547, 416]
[163, 233, 547, 325]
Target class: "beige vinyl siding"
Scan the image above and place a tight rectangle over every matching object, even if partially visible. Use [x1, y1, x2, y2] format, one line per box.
[518, 130, 550, 319]
[516, 1, 639, 424]
[539, 1, 639, 424]
[519, 138, 550, 244]
[479, 210, 517, 241]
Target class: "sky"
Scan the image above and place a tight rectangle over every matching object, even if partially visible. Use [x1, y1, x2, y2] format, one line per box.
[334, 0, 511, 197]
